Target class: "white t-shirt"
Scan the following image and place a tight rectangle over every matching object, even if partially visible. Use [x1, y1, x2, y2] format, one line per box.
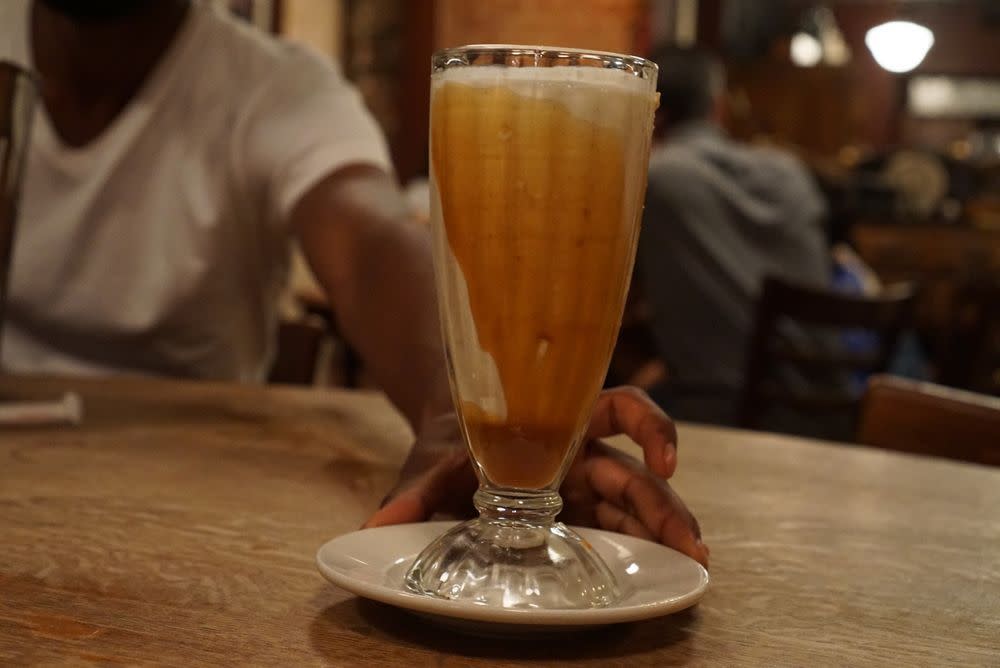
[0, 0, 391, 381]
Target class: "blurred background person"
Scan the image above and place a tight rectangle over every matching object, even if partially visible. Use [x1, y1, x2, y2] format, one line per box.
[636, 45, 830, 425]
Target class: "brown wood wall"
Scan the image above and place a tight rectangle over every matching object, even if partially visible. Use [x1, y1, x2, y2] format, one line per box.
[380, 0, 650, 183]
[345, 1, 1000, 175]
[434, 0, 648, 54]
[719, 2, 1000, 156]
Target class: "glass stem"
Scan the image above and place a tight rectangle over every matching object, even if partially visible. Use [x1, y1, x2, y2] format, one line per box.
[474, 487, 563, 528]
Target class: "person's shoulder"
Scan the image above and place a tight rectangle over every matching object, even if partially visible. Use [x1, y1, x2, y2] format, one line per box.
[747, 142, 812, 179]
[192, 2, 342, 93]
[650, 142, 700, 170]
[647, 143, 715, 197]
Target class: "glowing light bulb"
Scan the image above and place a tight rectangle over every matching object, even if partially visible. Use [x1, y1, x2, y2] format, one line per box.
[790, 32, 823, 67]
[865, 21, 934, 73]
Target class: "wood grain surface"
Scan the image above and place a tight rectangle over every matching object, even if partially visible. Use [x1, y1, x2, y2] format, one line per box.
[2, 376, 998, 667]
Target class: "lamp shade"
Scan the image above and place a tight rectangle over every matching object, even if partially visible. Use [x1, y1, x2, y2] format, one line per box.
[865, 21, 934, 73]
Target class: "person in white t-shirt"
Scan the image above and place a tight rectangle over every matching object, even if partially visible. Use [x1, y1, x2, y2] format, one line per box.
[0, 0, 708, 566]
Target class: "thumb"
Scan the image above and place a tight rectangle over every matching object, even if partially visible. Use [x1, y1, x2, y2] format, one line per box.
[363, 493, 430, 528]
[362, 450, 469, 529]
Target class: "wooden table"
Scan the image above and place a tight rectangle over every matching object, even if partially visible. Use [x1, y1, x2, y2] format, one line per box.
[2, 376, 999, 667]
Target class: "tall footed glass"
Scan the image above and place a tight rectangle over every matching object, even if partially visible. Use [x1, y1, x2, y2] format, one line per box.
[405, 45, 658, 610]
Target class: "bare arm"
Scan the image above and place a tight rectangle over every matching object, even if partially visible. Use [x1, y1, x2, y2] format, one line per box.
[291, 165, 707, 562]
[290, 164, 451, 434]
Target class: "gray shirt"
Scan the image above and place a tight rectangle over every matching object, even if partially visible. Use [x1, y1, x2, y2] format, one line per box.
[638, 122, 829, 421]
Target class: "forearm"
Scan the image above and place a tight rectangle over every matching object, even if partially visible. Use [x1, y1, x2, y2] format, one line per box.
[330, 215, 452, 432]
[293, 166, 452, 433]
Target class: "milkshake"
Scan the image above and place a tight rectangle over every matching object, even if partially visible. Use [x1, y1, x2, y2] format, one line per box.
[430, 60, 658, 488]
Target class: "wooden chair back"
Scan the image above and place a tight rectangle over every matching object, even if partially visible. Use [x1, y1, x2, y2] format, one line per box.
[940, 277, 1000, 396]
[738, 277, 916, 433]
[268, 317, 327, 386]
[859, 374, 1000, 466]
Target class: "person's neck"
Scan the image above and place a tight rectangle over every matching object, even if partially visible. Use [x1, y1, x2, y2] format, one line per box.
[657, 118, 720, 145]
[30, 0, 191, 147]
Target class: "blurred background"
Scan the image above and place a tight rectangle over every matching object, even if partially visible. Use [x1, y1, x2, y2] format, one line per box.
[242, 0, 998, 440]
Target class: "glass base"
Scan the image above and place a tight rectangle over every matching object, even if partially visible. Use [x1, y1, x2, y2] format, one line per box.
[403, 489, 621, 610]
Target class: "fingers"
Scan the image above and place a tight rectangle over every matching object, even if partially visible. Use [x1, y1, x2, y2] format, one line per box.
[362, 449, 470, 529]
[586, 452, 709, 567]
[586, 387, 678, 478]
[362, 492, 429, 528]
[594, 501, 655, 542]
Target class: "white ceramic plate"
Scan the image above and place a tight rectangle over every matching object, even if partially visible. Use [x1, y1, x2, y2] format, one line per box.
[316, 521, 709, 629]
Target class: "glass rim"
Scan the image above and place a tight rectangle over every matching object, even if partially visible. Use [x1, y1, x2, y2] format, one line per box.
[432, 44, 657, 79]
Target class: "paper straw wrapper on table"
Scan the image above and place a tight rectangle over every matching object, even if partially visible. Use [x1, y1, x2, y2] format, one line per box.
[0, 392, 83, 427]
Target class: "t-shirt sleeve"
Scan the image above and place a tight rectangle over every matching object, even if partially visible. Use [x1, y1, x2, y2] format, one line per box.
[236, 46, 393, 224]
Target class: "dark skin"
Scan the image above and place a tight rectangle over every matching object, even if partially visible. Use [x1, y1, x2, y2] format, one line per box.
[30, 0, 191, 147]
[30, 0, 708, 567]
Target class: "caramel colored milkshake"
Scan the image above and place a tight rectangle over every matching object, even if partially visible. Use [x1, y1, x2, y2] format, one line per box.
[430, 63, 657, 489]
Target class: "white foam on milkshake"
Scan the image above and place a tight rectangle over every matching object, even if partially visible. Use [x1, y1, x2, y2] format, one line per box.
[432, 63, 656, 128]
